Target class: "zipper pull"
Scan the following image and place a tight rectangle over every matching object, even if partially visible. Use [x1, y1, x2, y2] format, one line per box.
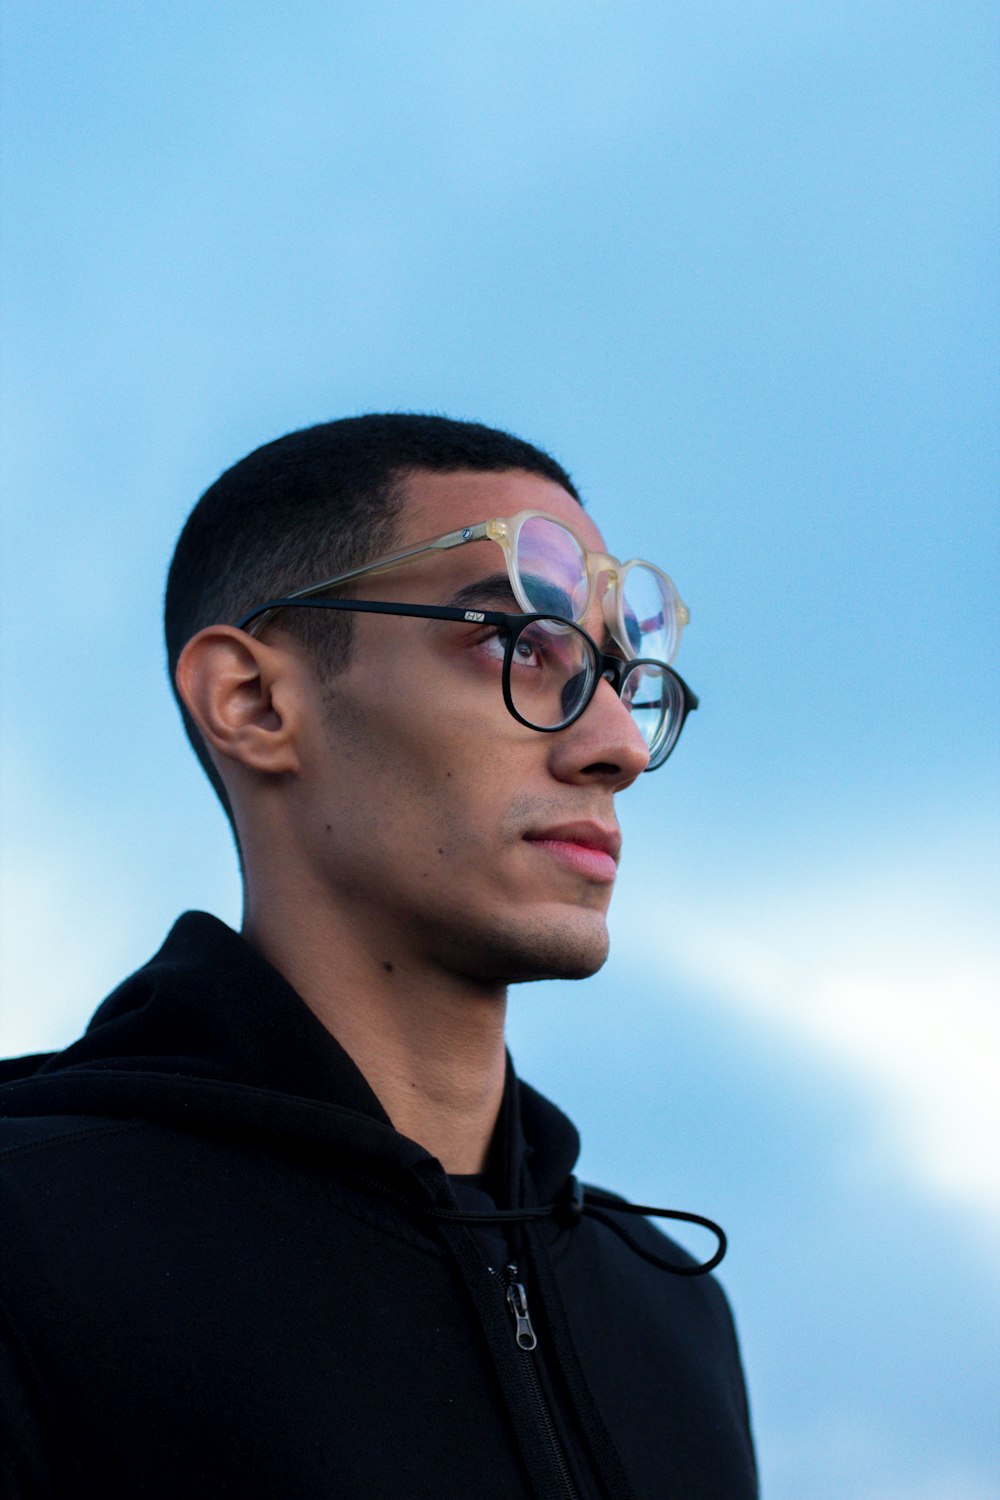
[505, 1266, 538, 1351]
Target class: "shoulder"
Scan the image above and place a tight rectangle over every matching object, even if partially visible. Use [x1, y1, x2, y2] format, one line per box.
[0, 1112, 138, 1154]
[0, 1112, 146, 1177]
[564, 1180, 744, 1347]
[0, 1115, 150, 1264]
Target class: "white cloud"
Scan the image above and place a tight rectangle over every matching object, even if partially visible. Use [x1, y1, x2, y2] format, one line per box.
[0, 848, 237, 1058]
[0, 731, 246, 1058]
[614, 833, 1000, 1237]
[0, 750, 220, 1056]
[0, 841, 141, 1056]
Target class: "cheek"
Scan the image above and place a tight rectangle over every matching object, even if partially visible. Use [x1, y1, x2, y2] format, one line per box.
[314, 660, 532, 866]
[313, 729, 494, 872]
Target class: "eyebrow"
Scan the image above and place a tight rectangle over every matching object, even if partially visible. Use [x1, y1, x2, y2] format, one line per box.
[446, 572, 521, 611]
[444, 570, 626, 658]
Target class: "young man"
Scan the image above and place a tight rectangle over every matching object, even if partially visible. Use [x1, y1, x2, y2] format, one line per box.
[0, 416, 757, 1498]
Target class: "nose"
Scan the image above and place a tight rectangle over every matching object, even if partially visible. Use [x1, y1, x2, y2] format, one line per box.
[546, 675, 650, 789]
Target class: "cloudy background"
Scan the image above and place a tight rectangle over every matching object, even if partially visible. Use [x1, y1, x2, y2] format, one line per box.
[1, 4, 997, 1495]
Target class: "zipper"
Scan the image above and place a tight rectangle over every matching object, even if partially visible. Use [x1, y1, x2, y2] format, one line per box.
[497, 1262, 581, 1500]
[506, 1273, 538, 1350]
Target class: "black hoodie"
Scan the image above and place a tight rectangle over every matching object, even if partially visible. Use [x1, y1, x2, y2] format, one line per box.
[0, 913, 757, 1499]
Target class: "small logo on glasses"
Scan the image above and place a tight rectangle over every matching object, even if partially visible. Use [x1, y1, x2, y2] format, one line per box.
[463, 610, 486, 622]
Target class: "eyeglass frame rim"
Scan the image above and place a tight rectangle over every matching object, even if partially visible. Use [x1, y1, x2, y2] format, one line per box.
[233, 594, 698, 771]
[239, 508, 690, 662]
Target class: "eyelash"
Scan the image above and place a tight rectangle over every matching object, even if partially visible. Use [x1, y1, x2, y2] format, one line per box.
[468, 624, 547, 673]
[468, 624, 509, 664]
[478, 626, 551, 674]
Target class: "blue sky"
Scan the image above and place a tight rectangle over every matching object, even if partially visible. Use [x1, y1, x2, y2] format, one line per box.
[1, 4, 998, 1494]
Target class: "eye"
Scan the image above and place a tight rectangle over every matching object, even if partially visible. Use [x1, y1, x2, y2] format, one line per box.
[466, 624, 509, 667]
[508, 620, 580, 675]
[512, 634, 543, 668]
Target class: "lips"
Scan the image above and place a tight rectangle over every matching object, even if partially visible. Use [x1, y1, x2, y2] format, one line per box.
[523, 822, 621, 882]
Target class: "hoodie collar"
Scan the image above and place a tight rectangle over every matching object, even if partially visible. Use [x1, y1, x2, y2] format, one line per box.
[0, 912, 581, 1207]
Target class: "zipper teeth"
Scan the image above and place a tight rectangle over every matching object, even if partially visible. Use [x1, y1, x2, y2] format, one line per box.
[521, 1351, 580, 1500]
[498, 1264, 581, 1500]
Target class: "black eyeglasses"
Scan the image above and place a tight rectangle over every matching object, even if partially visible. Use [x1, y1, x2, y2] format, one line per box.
[236, 596, 698, 771]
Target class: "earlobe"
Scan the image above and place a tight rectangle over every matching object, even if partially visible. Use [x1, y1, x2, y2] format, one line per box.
[175, 627, 303, 777]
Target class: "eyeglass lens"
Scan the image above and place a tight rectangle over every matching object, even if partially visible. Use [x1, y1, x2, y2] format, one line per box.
[618, 562, 675, 664]
[621, 661, 682, 764]
[513, 516, 677, 662]
[506, 618, 597, 729]
[506, 619, 678, 765]
[515, 516, 590, 620]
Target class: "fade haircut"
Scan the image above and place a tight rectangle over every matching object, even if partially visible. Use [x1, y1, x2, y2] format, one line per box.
[164, 413, 580, 821]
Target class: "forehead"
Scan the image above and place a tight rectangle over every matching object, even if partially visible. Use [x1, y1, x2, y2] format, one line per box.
[396, 468, 608, 555]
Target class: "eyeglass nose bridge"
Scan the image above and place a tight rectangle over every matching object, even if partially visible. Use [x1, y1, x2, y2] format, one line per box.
[594, 561, 633, 655]
[592, 557, 619, 596]
[597, 652, 626, 692]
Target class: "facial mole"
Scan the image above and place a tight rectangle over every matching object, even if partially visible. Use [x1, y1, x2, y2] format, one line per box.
[382, 961, 394, 973]
[437, 848, 444, 855]
[325, 824, 332, 833]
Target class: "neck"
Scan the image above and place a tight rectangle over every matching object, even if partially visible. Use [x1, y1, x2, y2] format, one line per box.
[242, 887, 508, 1175]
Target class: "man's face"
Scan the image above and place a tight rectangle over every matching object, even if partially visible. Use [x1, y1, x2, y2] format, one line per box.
[285, 468, 651, 986]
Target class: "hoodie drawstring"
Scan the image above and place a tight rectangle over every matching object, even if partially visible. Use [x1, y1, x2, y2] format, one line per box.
[423, 1175, 726, 1276]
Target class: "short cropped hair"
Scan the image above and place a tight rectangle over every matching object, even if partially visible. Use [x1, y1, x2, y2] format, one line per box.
[164, 413, 580, 820]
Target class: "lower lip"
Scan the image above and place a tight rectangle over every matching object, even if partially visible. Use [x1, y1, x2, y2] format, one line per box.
[525, 838, 618, 883]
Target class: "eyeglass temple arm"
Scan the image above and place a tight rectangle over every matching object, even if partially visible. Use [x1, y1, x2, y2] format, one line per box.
[236, 594, 512, 634]
[241, 523, 491, 635]
[283, 524, 488, 600]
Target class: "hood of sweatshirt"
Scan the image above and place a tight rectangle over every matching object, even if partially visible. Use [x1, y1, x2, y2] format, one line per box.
[0, 911, 581, 1215]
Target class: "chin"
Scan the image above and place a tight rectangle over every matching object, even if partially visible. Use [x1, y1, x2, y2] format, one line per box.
[455, 909, 611, 986]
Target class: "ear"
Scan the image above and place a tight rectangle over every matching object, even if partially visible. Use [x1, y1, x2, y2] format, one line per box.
[175, 626, 305, 777]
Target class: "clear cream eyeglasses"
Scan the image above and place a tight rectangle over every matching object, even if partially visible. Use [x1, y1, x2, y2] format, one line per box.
[241, 510, 689, 664]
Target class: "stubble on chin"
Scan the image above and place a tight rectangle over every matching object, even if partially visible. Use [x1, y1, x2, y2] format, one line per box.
[440, 795, 618, 985]
[436, 907, 612, 987]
